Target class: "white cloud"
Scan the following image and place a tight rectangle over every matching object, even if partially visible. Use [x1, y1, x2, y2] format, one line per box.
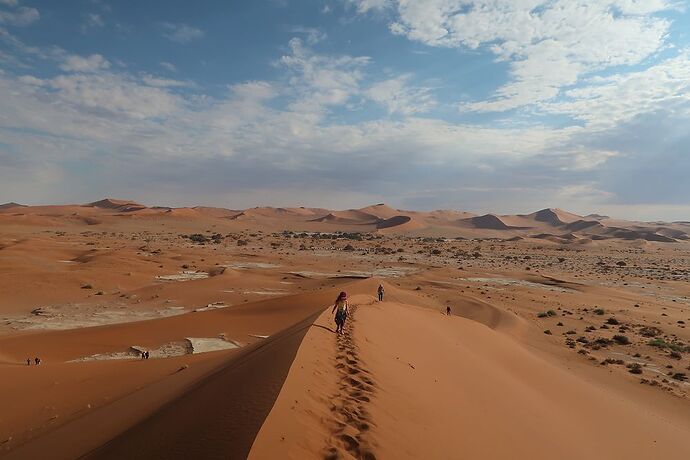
[0, 0, 19, 7]
[59, 54, 110, 72]
[160, 22, 205, 43]
[348, 0, 391, 13]
[11, 71, 182, 120]
[0, 5, 39, 26]
[159, 61, 177, 72]
[141, 74, 193, 88]
[278, 37, 370, 114]
[365, 74, 436, 115]
[378, 1, 675, 112]
[287, 26, 326, 44]
[543, 51, 690, 127]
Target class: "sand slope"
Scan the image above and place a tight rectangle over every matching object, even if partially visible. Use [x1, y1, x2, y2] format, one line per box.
[250, 288, 690, 459]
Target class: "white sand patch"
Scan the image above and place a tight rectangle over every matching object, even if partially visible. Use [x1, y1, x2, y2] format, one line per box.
[156, 271, 209, 281]
[222, 262, 279, 269]
[219, 289, 287, 296]
[289, 267, 415, 279]
[241, 289, 287, 296]
[249, 334, 269, 339]
[194, 302, 231, 312]
[3, 305, 187, 331]
[68, 351, 139, 363]
[461, 277, 572, 292]
[69, 338, 240, 362]
[186, 337, 240, 353]
[70, 342, 190, 362]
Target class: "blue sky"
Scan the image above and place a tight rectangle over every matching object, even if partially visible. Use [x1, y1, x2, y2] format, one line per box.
[1, 0, 689, 220]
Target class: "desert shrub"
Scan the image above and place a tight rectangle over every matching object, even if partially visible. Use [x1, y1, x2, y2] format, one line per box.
[606, 317, 619, 325]
[543, 329, 552, 335]
[537, 312, 548, 318]
[672, 373, 687, 381]
[627, 363, 643, 374]
[187, 233, 208, 243]
[593, 308, 605, 315]
[547, 310, 557, 317]
[648, 338, 689, 352]
[613, 335, 630, 345]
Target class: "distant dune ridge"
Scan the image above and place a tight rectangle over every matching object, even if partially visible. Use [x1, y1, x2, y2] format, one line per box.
[0, 202, 27, 210]
[0, 197, 687, 242]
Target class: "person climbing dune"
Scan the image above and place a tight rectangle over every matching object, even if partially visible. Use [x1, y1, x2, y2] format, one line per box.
[377, 284, 384, 301]
[332, 291, 349, 334]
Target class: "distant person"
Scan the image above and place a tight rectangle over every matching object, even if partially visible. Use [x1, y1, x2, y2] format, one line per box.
[141, 352, 145, 360]
[145, 351, 150, 360]
[27, 358, 31, 366]
[446, 306, 452, 316]
[377, 284, 384, 302]
[34, 357, 40, 365]
[332, 291, 349, 334]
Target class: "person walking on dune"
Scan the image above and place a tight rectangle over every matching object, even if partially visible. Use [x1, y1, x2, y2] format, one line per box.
[377, 284, 384, 301]
[446, 306, 452, 316]
[332, 291, 349, 334]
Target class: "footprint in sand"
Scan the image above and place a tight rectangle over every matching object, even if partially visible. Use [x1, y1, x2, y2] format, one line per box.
[323, 305, 378, 460]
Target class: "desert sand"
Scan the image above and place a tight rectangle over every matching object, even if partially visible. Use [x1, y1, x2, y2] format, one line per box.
[1, 199, 689, 459]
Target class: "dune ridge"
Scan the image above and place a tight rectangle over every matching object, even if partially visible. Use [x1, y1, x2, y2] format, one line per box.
[1, 198, 687, 242]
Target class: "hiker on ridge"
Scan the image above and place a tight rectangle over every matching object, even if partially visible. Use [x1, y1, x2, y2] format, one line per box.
[377, 284, 384, 302]
[332, 291, 349, 335]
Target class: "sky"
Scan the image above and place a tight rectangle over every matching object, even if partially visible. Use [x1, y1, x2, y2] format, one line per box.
[1, 0, 689, 221]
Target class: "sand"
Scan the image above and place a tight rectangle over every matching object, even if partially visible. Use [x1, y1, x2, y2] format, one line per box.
[1, 199, 690, 459]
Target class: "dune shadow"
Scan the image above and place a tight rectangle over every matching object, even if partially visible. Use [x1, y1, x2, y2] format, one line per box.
[312, 323, 335, 334]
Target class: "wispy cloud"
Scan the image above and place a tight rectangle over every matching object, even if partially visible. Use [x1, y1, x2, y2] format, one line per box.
[159, 61, 177, 72]
[160, 22, 205, 43]
[365, 74, 436, 115]
[0, 5, 39, 26]
[59, 53, 110, 72]
[81, 12, 104, 32]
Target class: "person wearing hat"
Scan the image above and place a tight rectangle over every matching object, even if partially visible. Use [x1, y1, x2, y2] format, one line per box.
[332, 291, 349, 334]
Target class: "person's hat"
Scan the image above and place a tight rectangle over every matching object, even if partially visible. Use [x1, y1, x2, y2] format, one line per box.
[339, 291, 347, 299]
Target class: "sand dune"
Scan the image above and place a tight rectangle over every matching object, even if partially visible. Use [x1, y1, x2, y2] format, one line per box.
[527, 207, 583, 226]
[2, 198, 690, 459]
[86, 199, 147, 213]
[251, 285, 690, 459]
[461, 213, 513, 230]
[1, 198, 687, 241]
[0, 202, 27, 210]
